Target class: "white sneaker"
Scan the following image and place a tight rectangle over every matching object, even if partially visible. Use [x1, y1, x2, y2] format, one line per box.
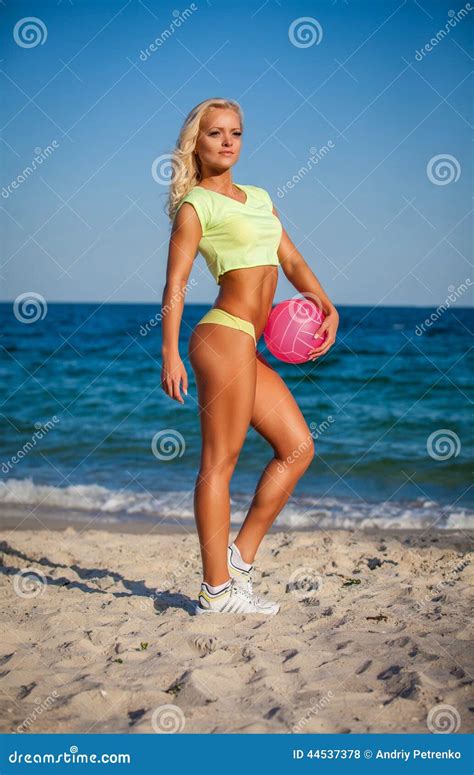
[227, 543, 280, 613]
[195, 578, 279, 615]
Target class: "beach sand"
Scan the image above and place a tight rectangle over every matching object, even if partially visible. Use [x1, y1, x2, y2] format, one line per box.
[0, 520, 472, 734]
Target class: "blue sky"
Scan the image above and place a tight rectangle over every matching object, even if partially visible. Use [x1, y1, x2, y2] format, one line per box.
[1, 0, 472, 306]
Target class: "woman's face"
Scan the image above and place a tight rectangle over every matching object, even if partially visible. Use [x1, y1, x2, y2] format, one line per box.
[195, 108, 242, 173]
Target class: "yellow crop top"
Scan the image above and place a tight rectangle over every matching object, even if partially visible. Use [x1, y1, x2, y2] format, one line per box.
[175, 184, 283, 285]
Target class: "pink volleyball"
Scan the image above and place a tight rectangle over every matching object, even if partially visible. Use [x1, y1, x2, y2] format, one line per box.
[263, 297, 327, 363]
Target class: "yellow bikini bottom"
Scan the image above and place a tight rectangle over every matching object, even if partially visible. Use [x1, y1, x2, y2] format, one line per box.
[196, 307, 256, 345]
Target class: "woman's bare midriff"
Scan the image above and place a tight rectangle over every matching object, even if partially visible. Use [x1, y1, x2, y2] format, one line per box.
[212, 265, 278, 340]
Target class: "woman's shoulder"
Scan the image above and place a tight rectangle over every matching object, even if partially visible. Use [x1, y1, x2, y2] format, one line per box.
[176, 186, 213, 215]
[175, 186, 214, 231]
[179, 185, 209, 203]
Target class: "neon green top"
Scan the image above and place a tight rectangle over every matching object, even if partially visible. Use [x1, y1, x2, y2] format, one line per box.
[175, 184, 283, 285]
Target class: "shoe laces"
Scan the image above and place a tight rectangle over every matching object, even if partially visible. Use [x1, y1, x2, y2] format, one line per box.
[244, 569, 271, 602]
[231, 578, 255, 603]
[244, 568, 254, 595]
[239, 569, 272, 605]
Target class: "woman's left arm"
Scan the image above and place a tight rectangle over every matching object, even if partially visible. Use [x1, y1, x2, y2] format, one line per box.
[273, 206, 339, 361]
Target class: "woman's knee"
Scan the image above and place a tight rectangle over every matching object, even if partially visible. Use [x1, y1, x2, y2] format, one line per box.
[199, 448, 241, 481]
[276, 431, 315, 474]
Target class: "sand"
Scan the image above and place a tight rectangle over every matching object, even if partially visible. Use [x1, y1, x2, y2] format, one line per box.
[0, 522, 472, 734]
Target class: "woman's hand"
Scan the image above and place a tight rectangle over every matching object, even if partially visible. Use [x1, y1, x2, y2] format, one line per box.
[161, 351, 188, 404]
[308, 308, 339, 361]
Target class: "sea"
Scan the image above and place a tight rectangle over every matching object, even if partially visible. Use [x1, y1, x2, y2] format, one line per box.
[1, 302, 472, 531]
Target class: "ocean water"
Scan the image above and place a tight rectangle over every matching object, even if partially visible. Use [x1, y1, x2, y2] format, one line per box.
[1, 302, 473, 530]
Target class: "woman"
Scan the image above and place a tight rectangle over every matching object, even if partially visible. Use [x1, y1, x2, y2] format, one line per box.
[161, 98, 339, 615]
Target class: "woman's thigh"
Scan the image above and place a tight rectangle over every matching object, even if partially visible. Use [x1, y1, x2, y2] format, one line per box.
[252, 350, 314, 460]
[188, 323, 257, 468]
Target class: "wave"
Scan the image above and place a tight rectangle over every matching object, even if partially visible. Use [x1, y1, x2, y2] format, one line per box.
[0, 478, 473, 530]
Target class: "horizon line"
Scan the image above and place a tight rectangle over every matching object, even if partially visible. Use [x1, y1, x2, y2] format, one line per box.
[0, 300, 473, 310]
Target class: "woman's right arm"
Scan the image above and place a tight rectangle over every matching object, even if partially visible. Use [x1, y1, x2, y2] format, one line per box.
[161, 203, 201, 403]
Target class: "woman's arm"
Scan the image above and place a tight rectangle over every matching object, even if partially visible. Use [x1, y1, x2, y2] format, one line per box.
[161, 204, 201, 402]
[274, 206, 339, 361]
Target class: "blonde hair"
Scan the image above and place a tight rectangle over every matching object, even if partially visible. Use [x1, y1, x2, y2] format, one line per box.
[167, 97, 244, 220]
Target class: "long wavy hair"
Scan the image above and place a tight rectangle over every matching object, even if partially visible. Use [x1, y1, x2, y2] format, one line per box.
[167, 97, 244, 220]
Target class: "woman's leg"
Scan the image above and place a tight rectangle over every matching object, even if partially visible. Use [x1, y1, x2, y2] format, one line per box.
[233, 350, 315, 564]
[188, 323, 257, 586]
